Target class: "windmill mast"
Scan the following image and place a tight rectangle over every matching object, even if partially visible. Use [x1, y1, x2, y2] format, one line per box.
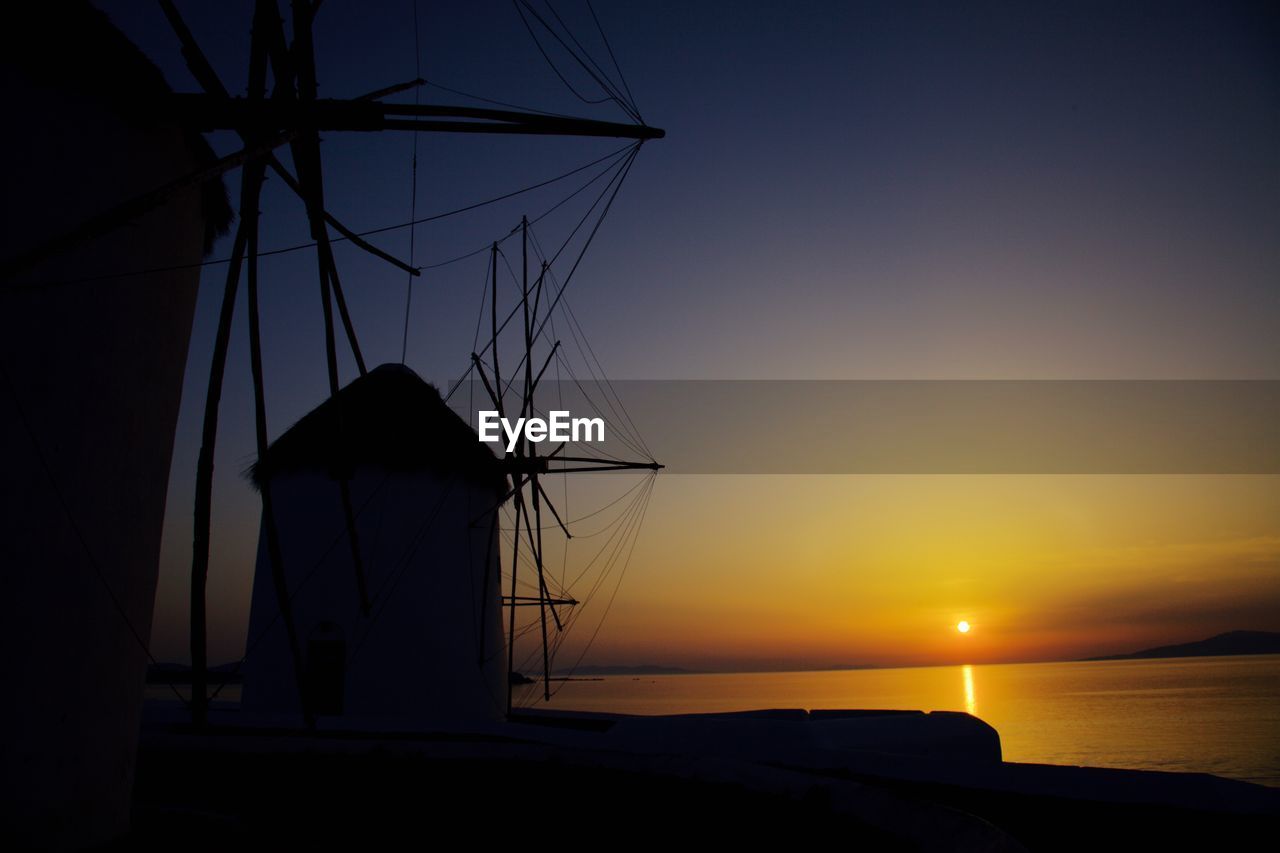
[468, 214, 662, 713]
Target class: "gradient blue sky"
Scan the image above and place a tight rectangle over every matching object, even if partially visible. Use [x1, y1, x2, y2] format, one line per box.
[94, 1, 1279, 665]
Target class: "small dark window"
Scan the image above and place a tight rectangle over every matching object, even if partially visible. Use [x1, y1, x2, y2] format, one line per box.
[304, 621, 346, 715]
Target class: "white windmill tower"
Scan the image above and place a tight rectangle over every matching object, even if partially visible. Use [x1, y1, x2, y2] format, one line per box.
[239, 363, 511, 722]
[0, 5, 232, 846]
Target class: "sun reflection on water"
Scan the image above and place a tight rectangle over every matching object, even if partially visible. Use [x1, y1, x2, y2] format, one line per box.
[963, 664, 976, 716]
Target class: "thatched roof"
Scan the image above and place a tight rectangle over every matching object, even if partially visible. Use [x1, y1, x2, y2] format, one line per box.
[2, 2, 234, 253]
[249, 363, 508, 496]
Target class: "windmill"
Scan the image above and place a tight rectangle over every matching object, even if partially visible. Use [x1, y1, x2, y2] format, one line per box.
[464, 216, 662, 714]
[135, 0, 665, 728]
[1, 3, 663, 840]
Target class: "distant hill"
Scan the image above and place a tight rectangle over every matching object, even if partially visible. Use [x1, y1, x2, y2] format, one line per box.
[1084, 630, 1280, 662]
[555, 664, 692, 676]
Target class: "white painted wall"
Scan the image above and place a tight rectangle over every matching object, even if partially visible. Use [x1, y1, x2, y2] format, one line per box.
[241, 467, 506, 724]
[0, 50, 208, 849]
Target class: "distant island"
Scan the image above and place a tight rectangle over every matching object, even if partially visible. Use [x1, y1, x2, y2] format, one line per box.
[555, 665, 692, 676]
[552, 662, 885, 676]
[1084, 630, 1280, 662]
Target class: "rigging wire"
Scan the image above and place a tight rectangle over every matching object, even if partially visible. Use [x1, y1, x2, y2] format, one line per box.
[444, 142, 639, 403]
[494, 472, 651, 536]
[548, 305, 572, 591]
[513, 1, 611, 109]
[420, 138, 637, 280]
[562, 472, 651, 590]
[528, 141, 640, 344]
[511, 468, 653, 687]
[550, 347, 651, 462]
[7, 142, 638, 292]
[514, 471, 654, 703]
[422, 78, 576, 118]
[523, 229, 649, 458]
[467, 256, 490, 468]
[479, 142, 640, 394]
[559, 294, 653, 458]
[238, 0, 648, 688]
[541, 0, 639, 121]
[525, 393, 649, 470]
[460, 138, 657, 690]
[509, 471, 652, 685]
[525, 227, 653, 459]
[486, 278, 652, 465]
[513, 0, 640, 122]
[83, 1, 658, 708]
[586, 0, 640, 120]
[545, 472, 654, 699]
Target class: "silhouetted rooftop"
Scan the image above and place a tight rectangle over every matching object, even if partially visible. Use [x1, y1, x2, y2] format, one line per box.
[249, 363, 507, 496]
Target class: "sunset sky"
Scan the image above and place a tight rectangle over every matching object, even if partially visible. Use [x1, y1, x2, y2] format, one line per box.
[95, 1, 1279, 671]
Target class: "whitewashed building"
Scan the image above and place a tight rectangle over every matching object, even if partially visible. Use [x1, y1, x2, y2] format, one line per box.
[240, 364, 508, 724]
[0, 5, 232, 847]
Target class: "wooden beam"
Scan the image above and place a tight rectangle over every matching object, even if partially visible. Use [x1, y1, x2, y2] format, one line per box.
[535, 479, 572, 539]
[506, 493, 522, 717]
[356, 77, 426, 101]
[554, 456, 664, 468]
[189, 223, 247, 729]
[547, 464, 663, 473]
[157, 0, 227, 96]
[269, 159, 419, 275]
[376, 119, 660, 138]
[529, 482, 552, 698]
[190, 0, 273, 729]
[319, 240, 369, 372]
[502, 596, 578, 607]
[244, 157, 313, 727]
[165, 94, 665, 140]
[161, 0, 417, 277]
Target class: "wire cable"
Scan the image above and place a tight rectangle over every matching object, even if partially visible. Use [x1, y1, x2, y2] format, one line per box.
[541, 0, 637, 118]
[423, 78, 575, 118]
[514, 0, 640, 122]
[587, 0, 640, 120]
[8, 142, 638, 291]
[444, 142, 638, 403]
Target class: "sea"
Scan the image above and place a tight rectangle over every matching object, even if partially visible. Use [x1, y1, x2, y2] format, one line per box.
[514, 653, 1280, 786]
[154, 654, 1280, 786]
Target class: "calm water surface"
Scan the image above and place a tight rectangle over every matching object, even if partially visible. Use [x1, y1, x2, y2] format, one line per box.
[516, 654, 1280, 786]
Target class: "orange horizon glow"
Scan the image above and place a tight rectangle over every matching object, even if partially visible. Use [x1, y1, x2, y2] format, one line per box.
[155, 473, 1280, 671]
[543, 474, 1280, 672]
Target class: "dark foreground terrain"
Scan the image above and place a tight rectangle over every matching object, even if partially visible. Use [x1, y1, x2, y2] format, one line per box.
[110, 730, 1277, 852]
[119, 745, 907, 850]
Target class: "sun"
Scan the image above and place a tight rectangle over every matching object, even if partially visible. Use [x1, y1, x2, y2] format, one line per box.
[957, 620, 971, 634]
